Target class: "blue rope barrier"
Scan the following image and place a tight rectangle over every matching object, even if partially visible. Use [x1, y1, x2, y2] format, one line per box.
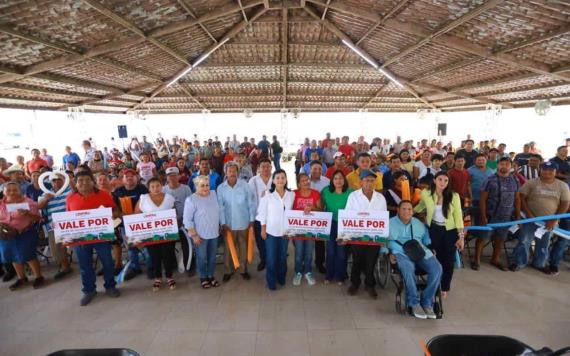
[464, 213, 570, 238]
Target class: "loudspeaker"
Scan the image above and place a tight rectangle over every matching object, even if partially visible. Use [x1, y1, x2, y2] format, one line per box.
[437, 123, 447, 136]
[118, 125, 128, 138]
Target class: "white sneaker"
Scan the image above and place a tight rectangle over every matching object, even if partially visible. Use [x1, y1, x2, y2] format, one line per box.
[411, 304, 427, 319]
[422, 306, 437, 319]
[304, 272, 316, 286]
[293, 272, 302, 286]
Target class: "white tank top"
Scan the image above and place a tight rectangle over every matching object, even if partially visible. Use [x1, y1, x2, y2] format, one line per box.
[433, 204, 445, 223]
[139, 193, 175, 213]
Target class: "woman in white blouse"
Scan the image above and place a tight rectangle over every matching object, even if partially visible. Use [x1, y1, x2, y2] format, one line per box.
[135, 177, 176, 292]
[257, 169, 295, 290]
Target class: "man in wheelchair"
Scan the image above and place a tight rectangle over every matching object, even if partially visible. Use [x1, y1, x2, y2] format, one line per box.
[388, 200, 442, 319]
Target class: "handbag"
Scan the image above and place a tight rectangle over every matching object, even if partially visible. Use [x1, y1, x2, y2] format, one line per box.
[397, 223, 425, 262]
[0, 224, 18, 240]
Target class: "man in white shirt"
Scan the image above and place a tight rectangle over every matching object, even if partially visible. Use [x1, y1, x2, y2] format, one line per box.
[345, 169, 388, 299]
[248, 159, 273, 271]
[309, 161, 330, 273]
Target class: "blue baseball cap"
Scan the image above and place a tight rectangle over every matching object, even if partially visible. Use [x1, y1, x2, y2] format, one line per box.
[359, 169, 377, 180]
[541, 161, 558, 170]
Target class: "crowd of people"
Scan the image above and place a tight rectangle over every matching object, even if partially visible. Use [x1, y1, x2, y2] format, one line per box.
[0, 132, 568, 320]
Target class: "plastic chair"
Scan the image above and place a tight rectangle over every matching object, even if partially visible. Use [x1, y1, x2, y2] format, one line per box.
[47, 348, 140, 356]
[426, 334, 536, 356]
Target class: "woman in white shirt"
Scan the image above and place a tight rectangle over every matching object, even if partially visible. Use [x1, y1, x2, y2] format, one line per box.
[135, 178, 176, 292]
[256, 169, 295, 290]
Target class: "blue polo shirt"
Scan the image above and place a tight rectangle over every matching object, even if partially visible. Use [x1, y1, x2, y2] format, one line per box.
[189, 170, 222, 193]
[468, 166, 494, 201]
[63, 152, 81, 168]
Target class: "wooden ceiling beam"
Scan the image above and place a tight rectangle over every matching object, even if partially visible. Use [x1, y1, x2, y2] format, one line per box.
[282, 7, 288, 108]
[497, 23, 570, 53]
[303, 4, 436, 109]
[57, 82, 155, 110]
[0, 83, 102, 100]
[133, 7, 268, 110]
[355, 0, 412, 45]
[381, 0, 501, 68]
[176, 0, 218, 43]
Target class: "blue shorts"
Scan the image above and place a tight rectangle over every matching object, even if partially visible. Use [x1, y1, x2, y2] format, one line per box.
[0, 227, 39, 264]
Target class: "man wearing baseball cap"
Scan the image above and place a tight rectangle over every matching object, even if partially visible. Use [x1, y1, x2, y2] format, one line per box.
[344, 169, 388, 299]
[325, 152, 352, 179]
[113, 168, 150, 280]
[510, 161, 570, 274]
[163, 167, 193, 275]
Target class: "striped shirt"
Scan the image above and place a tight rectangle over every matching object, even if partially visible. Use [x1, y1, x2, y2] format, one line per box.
[518, 165, 539, 181]
[40, 187, 72, 230]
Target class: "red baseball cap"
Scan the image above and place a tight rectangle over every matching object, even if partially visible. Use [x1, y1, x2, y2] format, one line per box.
[122, 168, 137, 176]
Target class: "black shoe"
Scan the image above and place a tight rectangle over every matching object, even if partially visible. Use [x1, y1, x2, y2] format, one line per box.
[54, 268, 72, 280]
[317, 265, 326, 274]
[365, 286, 378, 299]
[80, 291, 97, 306]
[536, 266, 552, 275]
[347, 284, 359, 296]
[223, 273, 232, 282]
[124, 268, 142, 281]
[241, 272, 251, 280]
[105, 287, 121, 298]
[550, 265, 559, 276]
[0, 265, 4, 278]
[257, 261, 266, 271]
[470, 262, 480, 271]
[508, 264, 521, 272]
[2, 270, 16, 283]
[96, 268, 104, 276]
[9, 278, 28, 291]
[32, 276, 45, 289]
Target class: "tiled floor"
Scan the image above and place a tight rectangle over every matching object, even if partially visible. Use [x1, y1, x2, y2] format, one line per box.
[0, 248, 569, 356]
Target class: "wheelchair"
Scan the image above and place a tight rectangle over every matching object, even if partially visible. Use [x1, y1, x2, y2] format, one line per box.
[389, 256, 444, 319]
[346, 245, 391, 289]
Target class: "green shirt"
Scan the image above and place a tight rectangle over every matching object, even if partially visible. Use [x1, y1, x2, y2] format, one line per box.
[321, 188, 353, 221]
[486, 160, 498, 172]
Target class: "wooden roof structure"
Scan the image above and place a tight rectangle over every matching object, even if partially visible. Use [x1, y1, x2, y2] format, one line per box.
[0, 0, 569, 114]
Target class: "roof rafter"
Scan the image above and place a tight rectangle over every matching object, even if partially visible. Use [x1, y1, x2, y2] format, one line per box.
[355, 0, 412, 45]
[133, 6, 269, 110]
[282, 7, 288, 108]
[302, 4, 436, 109]
[175, 0, 218, 43]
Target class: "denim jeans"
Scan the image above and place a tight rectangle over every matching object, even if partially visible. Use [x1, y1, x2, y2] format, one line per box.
[396, 254, 442, 308]
[550, 218, 570, 268]
[265, 234, 288, 290]
[75, 242, 116, 294]
[254, 221, 266, 264]
[196, 237, 218, 279]
[513, 223, 552, 268]
[273, 153, 281, 171]
[128, 246, 153, 272]
[294, 239, 314, 274]
[326, 221, 347, 282]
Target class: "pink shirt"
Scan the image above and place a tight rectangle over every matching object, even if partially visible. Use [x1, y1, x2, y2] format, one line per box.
[0, 197, 39, 231]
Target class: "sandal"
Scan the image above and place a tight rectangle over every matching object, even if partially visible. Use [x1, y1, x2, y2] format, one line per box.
[167, 279, 176, 290]
[470, 262, 480, 271]
[152, 279, 162, 292]
[490, 261, 508, 271]
[209, 278, 220, 288]
[201, 279, 211, 289]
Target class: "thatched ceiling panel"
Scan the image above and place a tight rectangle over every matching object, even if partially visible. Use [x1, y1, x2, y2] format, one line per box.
[15, 77, 110, 96]
[96, 99, 135, 106]
[450, 1, 570, 50]
[99, 0, 187, 32]
[326, 10, 374, 40]
[380, 81, 413, 96]
[116, 94, 145, 101]
[180, 0, 236, 17]
[288, 83, 377, 96]
[0, 97, 62, 108]
[106, 42, 181, 78]
[389, 43, 468, 80]
[198, 95, 282, 103]
[289, 21, 337, 43]
[0, 0, 133, 49]
[288, 65, 384, 82]
[191, 82, 281, 95]
[464, 75, 565, 96]
[398, 0, 486, 32]
[142, 102, 201, 109]
[0, 33, 67, 67]
[340, 0, 408, 16]
[207, 101, 281, 108]
[49, 60, 150, 89]
[201, 12, 243, 39]
[361, 28, 419, 64]
[0, 86, 84, 103]
[436, 97, 483, 107]
[156, 25, 212, 60]
[423, 60, 524, 88]
[509, 34, 570, 68]
[188, 65, 281, 81]
[210, 44, 280, 64]
[233, 22, 280, 42]
[289, 44, 361, 65]
[485, 84, 570, 102]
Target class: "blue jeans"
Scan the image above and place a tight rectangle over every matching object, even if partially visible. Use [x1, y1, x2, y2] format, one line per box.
[513, 223, 552, 268]
[196, 237, 218, 279]
[550, 218, 570, 268]
[254, 221, 266, 264]
[265, 234, 288, 290]
[273, 153, 281, 171]
[294, 239, 314, 274]
[75, 242, 116, 294]
[326, 221, 347, 282]
[395, 254, 442, 308]
[128, 246, 152, 272]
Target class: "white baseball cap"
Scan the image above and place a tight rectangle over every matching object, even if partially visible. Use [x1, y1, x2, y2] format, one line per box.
[165, 167, 179, 175]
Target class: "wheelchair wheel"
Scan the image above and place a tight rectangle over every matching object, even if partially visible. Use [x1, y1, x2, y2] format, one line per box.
[434, 288, 444, 319]
[396, 282, 407, 315]
[374, 253, 389, 289]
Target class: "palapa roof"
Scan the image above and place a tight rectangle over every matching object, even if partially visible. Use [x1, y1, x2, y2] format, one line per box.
[0, 0, 569, 114]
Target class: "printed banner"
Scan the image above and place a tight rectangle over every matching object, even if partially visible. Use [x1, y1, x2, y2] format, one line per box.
[123, 209, 179, 247]
[283, 210, 333, 240]
[53, 208, 115, 246]
[337, 209, 390, 245]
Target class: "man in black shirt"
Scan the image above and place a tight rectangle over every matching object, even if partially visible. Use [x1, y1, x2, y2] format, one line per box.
[551, 146, 570, 183]
[270, 135, 283, 171]
[113, 169, 150, 280]
[456, 139, 478, 168]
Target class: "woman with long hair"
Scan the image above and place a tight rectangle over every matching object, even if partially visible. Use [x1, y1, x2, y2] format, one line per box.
[256, 169, 294, 290]
[414, 171, 464, 297]
[399, 149, 414, 175]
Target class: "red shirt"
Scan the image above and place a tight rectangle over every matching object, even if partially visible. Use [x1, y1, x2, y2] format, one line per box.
[338, 144, 354, 158]
[293, 189, 321, 210]
[447, 168, 470, 199]
[26, 158, 48, 173]
[325, 166, 352, 179]
[66, 190, 116, 211]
